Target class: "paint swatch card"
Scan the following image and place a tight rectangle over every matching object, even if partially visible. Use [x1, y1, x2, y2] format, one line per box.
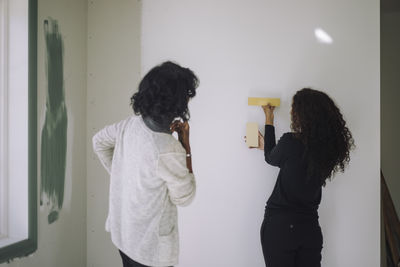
[246, 122, 259, 147]
[248, 97, 281, 107]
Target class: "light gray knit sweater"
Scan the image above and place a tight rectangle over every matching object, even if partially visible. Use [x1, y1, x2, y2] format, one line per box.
[93, 115, 196, 266]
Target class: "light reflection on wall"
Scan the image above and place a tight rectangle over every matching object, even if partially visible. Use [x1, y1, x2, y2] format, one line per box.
[314, 28, 333, 44]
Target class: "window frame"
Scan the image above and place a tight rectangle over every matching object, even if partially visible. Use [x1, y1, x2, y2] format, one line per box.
[0, 0, 9, 240]
[0, 0, 37, 263]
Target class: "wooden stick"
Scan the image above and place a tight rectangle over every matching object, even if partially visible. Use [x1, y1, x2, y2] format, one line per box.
[381, 171, 400, 265]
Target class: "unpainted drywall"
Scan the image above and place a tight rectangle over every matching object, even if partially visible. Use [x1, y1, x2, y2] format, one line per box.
[86, 1, 141, 267]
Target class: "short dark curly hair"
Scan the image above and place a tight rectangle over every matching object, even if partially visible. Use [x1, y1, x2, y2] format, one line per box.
[291, 88, 355, 186]
[131, 61, 199, 124]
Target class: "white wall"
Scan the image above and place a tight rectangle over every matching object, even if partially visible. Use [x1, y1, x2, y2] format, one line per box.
[86, 1, 141, 267]
[1, 0, 87, 266]
[140, 1, 380, 267]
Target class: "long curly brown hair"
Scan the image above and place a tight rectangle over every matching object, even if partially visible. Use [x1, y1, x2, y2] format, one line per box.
[291, 88, 355, 186]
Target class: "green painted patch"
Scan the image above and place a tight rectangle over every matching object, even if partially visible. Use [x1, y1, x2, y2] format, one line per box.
[40, 18, 67, 224]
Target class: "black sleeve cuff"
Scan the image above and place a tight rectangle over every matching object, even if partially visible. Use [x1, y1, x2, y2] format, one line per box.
[264, 125, 276, 152]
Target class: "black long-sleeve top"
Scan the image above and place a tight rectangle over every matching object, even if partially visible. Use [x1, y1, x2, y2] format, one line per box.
[264, 125, 322, 218]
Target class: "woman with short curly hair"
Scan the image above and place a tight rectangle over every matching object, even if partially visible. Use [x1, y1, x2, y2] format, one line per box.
[253, 88, 354, 267]
[93, 61, 199, 267]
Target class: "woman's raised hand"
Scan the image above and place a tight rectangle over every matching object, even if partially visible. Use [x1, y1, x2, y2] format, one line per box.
[170, 120, 190, 151]
[262, 103, 275, 125]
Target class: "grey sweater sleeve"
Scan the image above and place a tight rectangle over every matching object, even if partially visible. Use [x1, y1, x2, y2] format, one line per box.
[92, 121, 122, 174]
[157, 152, 196, 206]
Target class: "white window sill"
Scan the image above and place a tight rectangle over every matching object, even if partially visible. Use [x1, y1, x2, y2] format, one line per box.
[0, 236, 25, 249]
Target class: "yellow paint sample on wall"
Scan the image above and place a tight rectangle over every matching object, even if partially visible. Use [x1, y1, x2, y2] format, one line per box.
[248, 97, 281, 107]
[246, 122, 259, 147]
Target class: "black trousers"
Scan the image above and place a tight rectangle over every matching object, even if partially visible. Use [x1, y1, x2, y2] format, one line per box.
[260, 213, 323, 267]
[119, 250, 173, 267]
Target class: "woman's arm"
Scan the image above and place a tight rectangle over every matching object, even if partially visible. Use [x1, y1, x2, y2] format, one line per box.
[261, 104, 289, 167]
[160, 120, 195, 206]
[170, 121, 193, 173]
[92, 121, 123, 174]
[264, 126, 290, 167]
[251, 103, 275, 150]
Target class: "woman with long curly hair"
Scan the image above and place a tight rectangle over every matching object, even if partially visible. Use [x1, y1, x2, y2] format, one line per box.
[93, 61, 199, 267]
[253, 88, 354, 267]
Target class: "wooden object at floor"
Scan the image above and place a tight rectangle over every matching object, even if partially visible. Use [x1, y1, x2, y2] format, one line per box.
[381, 171, 400, 267]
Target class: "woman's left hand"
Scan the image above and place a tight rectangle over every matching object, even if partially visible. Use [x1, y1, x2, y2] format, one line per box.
[257, 131, 265, 150]
[245, 131, 265, 150]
